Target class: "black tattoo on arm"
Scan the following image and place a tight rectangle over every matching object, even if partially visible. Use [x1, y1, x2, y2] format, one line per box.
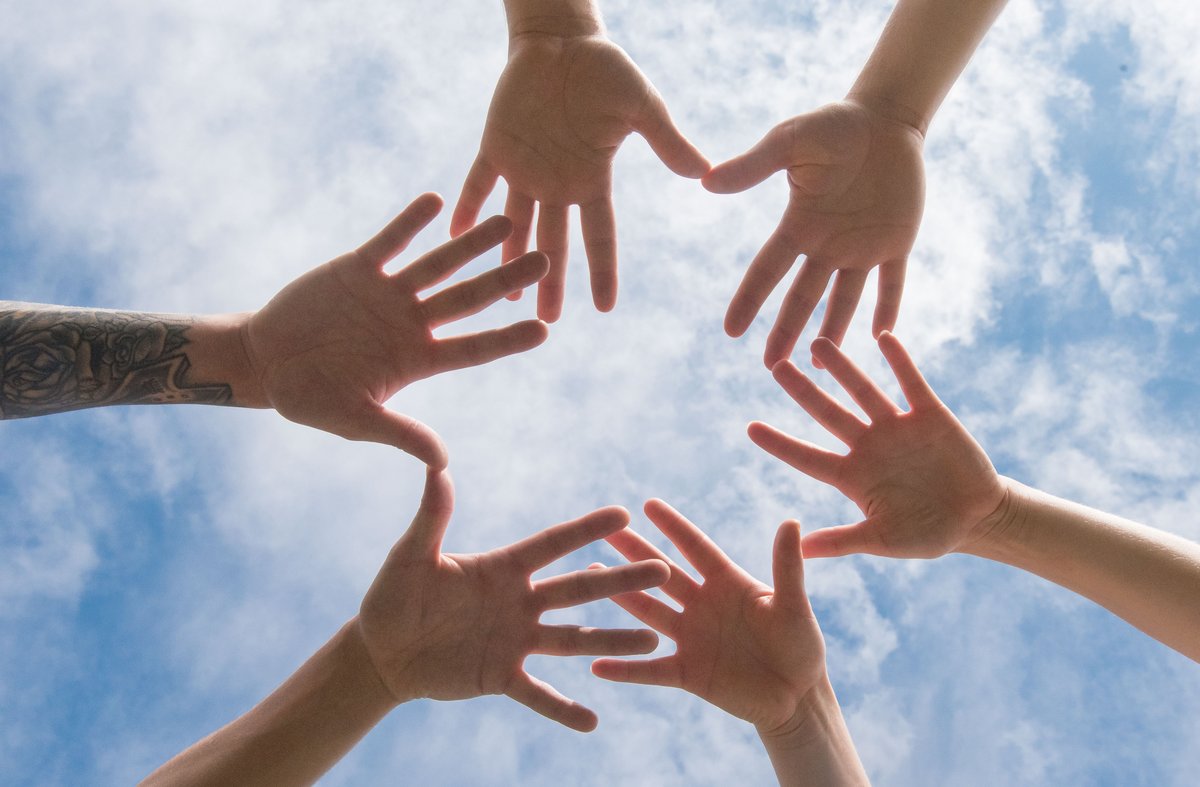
[0, 302, 232, 418]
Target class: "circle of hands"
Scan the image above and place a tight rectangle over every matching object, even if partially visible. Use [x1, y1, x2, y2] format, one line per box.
[231, 24, 1006, 738]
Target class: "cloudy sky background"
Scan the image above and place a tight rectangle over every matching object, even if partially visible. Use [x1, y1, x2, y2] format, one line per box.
[2, 0, 1199, 783]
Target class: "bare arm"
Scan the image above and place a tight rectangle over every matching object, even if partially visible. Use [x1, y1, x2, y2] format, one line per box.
[849, 0, 1010, 134]
[750, 332, 1200, 664]
[964, 480, 1200, 662]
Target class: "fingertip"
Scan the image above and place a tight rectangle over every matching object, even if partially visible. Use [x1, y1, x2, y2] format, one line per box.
[592, 505, 632, 532]
[575, 711, 599, 733]
[723, 308, 751, 338]
[632, 628, 660, 654]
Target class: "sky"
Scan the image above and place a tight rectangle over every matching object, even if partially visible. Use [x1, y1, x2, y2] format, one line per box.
[2, 0, 1199, 784]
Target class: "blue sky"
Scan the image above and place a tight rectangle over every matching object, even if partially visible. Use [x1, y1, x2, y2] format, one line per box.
[2, 0, 1199, 784]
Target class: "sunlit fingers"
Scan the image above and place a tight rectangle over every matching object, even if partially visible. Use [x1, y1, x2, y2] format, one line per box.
[763, 258, 833, 367]
[815, 268, 869, 349]
[355, 193, 444, 269]
[604, 587, 681, 638]
[770, 360, 867, 445]
[507, 507, 631, 574]
[580, 197, 618, 312]
[725, 227, 802, 338]
[535, 204, 570, 322]
[532, 625, 659, 657]
[605, 527, 701, 604]
[431, 320, 549, 374]
[397, 214, 512, 292]
[531, 559, 668, 610]
[809, 337, 898, 421]
[503, 189, 535, 271]
[872, 259, 907, 337]
[420, 251, 549, 328]
[642, 499, 729, 580]
[591, 655, 682, 689]
[746, 421, 843, 486]
[450, 156, 500, 238]
[505, 672, 597, 732]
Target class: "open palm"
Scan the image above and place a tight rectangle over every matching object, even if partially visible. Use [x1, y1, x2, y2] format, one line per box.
[243, 193, 549, 467]
[705, 101, 925, 366]
[592, 499, 825, 733]
[749, 333, 1007, 559]
[452, 34, 708, 322]
[358, 470, 668, 732]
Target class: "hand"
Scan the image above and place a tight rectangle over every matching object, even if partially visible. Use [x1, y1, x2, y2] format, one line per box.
[591, 499, 826, 735]
[243, 193, 550, 468]
[452, 33, 709, 322]
[749, 332, 1007, 559]
[704, 101, 925, 367]
[357, 469, 669, 732]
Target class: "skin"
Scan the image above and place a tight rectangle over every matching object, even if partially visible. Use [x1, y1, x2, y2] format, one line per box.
[451, 0, 709, 322]
[750, 332, 1200, 663]
[593, 499, 869, 786]
[142, 470, 670, 786]
[704, 0, 1010, 366]
[2, 193, 551, 468]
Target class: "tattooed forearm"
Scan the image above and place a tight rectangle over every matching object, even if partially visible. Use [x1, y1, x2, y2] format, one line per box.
[0, 302, 232, 418]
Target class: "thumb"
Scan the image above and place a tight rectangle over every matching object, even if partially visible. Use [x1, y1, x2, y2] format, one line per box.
[772, 520, 810, 612]
[702, 120, 798, 194]
[633, 91, 710, 179]
[343, 404, 450, 470]
[402, 466, 455, 557]
[799, 519, 884, 559]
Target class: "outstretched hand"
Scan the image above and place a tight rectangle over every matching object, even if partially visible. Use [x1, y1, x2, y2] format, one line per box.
[452, 33, 709, 322]
[357, 470, 669, 732]
[591, 499, 826, 735]
[749, 332, 1006, 559]
[244, 193, 549, 468]
[704, 101, 925, 366]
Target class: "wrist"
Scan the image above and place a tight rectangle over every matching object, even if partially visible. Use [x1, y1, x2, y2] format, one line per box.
[344, 616, 407, 711]
[957, 476, 1031, 561]
[186, 312, 269, 409]
[756, 673, 842, 746]
[504, 0, 604, 40]
[843, 92, 928, 141]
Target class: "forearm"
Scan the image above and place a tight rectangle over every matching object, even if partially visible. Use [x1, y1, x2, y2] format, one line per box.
[143, 619, 397, 787]
[503, 0, 603, 39]
[963, 478, 1200, 662]
[0, 302, 266, 418]
[847, 0, 1009, 134]
[757, 675, 870, 786]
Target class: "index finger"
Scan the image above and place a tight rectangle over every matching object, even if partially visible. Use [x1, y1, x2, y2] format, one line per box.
[355, 193, 444, 269]
[643, 499, 731, 580]
[507, 506, 631, 573]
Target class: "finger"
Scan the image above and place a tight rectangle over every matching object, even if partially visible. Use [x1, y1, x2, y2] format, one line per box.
[724, 227, 803, 338]
[503, 189, 536, 276]
[535, 204, 570, 323]
[771, 520, 811, 613]
[506, 672, 598, 733]
[633, 91, 710, 179]
[532, 625, 659, 656]
[532, 559, 670, 610]
[450, 156, 499, 238]
[815, 268, 869, 348]
[400, 467, 455, 557]
[642, 499, 730, 580]
[591, 655, 682, 689]
[355, 193, 444, 269]
[746, 421, 843, 486]
[770, 360, 867, 445]
[580, 197, 619, 312]
[339, 403, 449, 469]
[397, 214, 513, 293]
[421, 251, 550, 327]
[432, 319, 549, 373]
[876, 331, 942, 411]
[605, 527, 701, 604]
[604, 587, 681, 638]
[872, 259, 907, 338]
[508, 506, 631, 573]
[800, 519, 886, 559]
[763, 258, 834, 368]
[701, 123, 792, 193]
[809, 337, 898, 421]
